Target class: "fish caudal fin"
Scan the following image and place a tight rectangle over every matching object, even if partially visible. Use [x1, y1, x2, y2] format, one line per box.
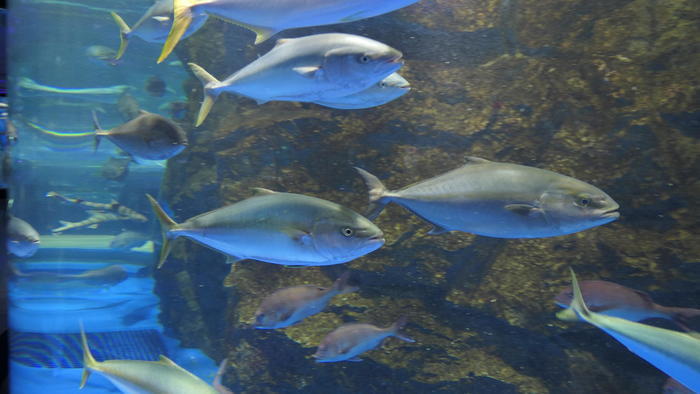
[110, 12, 130, 60]
[188, 63, 221, 126]
[567, 268, 593, 322]
[79, 322, 97, 389]
[332, 271, 358, 295]
[390, 316, 415, 343]
[158, 0, 195, 63]
[91, 110, 105, 153]
[145, 194, 179, 268]
[354, 167, 390, 220]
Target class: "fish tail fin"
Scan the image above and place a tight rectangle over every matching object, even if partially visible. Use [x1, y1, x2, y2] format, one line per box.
[110, 12, 130, 60]
[79, 322, 97, 389]
[92, 110, 104, 153]
[331, 271, 358, 295]
[567, 268, 592, 322]
[145, 194, 179, 269]
[354, 167, 390, 220]
[389, 316, 415, 343]
[157, 0, 195, 63]
[188, 62, 221, 127]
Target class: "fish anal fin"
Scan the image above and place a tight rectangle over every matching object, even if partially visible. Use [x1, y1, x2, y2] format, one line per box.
[293, 66, 322, 79]
[505, 203, 541, 216]
[252, 187, 276, 196]
[427, 225, 449, 235]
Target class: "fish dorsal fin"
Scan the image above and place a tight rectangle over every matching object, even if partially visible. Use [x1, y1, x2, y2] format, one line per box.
[274, 38, 293, 47]
[633, 289, 655, 306]
[252, 187, 276, 196]
[157, 355, 181, 368]
[464, 156, 491, 164]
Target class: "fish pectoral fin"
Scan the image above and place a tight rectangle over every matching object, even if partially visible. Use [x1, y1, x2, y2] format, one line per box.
[293, 66, 323, 79]
[346, 357, 363, 362]
[427, 225, 449, 235]
[505, 204, 541, 216]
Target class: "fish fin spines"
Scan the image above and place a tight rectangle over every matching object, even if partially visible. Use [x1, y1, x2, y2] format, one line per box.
[568, 268, 592, 321]
[145, 194, 179, 268]
[187, 63, 221, 126]
[354, 167, 390, 220]
[158, 0, 194, 63]
[110, 12, 130, 60]
[79, 322, 97, 389]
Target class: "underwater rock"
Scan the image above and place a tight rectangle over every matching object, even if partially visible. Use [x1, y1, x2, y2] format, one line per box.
[156, 0, 700, 392]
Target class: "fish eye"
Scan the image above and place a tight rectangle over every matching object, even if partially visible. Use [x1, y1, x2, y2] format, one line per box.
[380, 82, 387, 88]
[575, 195, 591, 207]
[341, 227, 354, 237]
[359, 55, 370, 64]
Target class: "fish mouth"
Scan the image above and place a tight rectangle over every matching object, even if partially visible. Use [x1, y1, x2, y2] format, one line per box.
[385, 54, 404, 64]
[600, 208, 620, 220]
[369, 235, 385, 244]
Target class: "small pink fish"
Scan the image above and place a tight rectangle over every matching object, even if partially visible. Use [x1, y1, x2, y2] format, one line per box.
[555, 280, 700, 330]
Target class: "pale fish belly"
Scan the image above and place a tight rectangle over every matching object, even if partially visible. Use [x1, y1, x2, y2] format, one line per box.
[176, 228, 330, 265]
[395, 198, 559, 238]
[343, 334, 387, 358]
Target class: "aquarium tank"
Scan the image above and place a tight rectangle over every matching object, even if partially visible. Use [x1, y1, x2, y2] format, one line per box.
[4, 0, 700, 393]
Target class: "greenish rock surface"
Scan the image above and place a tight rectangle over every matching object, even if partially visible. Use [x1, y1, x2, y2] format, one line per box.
[155, 0, 700, 392]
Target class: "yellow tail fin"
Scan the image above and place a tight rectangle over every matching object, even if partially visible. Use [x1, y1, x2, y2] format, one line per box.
[79, 322, 97, 389]
[110, 12, 130, 60]
[187, 63, 221, 126]
[157, 0, 195, 63]
[145, 194, 179, 268]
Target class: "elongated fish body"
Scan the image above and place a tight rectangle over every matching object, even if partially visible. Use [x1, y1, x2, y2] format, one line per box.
[17, 77, 131, 103]
[110, 231, 149, 250]
[147, 189, 384, 269]
[254, 272, 357, 329]
[7, 215, 40, 258]
[313, 317, 414, 362]
[187, 33, 403, 125]
[314, 72, 410, 109]
[564, 270, 700, 392]
[356, 157, 620, 238]
[158, 0, 420, 62]
[555, 280, 700, 329]
[11, 265, 128, 289]
[80, 326, 220, 393]
[93, 111, 188, 161]
[111, 0, 208, 60]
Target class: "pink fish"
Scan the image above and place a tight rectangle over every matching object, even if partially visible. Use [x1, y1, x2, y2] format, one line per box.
[555, 280, 700, 331]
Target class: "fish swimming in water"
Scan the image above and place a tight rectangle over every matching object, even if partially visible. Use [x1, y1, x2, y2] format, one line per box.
[253, 271, 357, 329]
[562, 269, 700, 392]
[10, 264, 128, 290]
[158, 0, 420, 62]
[144, 75, 169, 97]
[80, 324, 231, 393]
[555, 280, 700, 331]
[110, 0, 208, 60]
[7, 215, 40, 258]
[313, 72, 410, 109]
[85, 45, 119, 66]
[46, 191, 147, 222]
[117, 92, 141, 121]
[187, 33, 403, 126]
[313, 316, 414, 363]
[100, 156, 131, 181]
[146, 188, 384, 273]
[110, 230, 149, 250]
[50, 211, 130, 233]
[92, 110, 188, 162]
[355, 156, 620, 238]
[17, 77, 131, 104]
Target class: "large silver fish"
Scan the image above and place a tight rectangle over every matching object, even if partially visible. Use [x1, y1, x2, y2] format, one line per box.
[158, 0, 420, 62]
[356, 156, 620, 238]
[146, 189, 384, 269]
[313, 317, 414, 363]
[187, 33, 403, 126]
[313, 72, 410, 110]
[253, 272, 357, 329]
[7, 215, 40, 258]
[93, 110, 188, 162]
[111, 0, 208, 60]
[563, 269, 700, 392]
[80, 325, 231, 393]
